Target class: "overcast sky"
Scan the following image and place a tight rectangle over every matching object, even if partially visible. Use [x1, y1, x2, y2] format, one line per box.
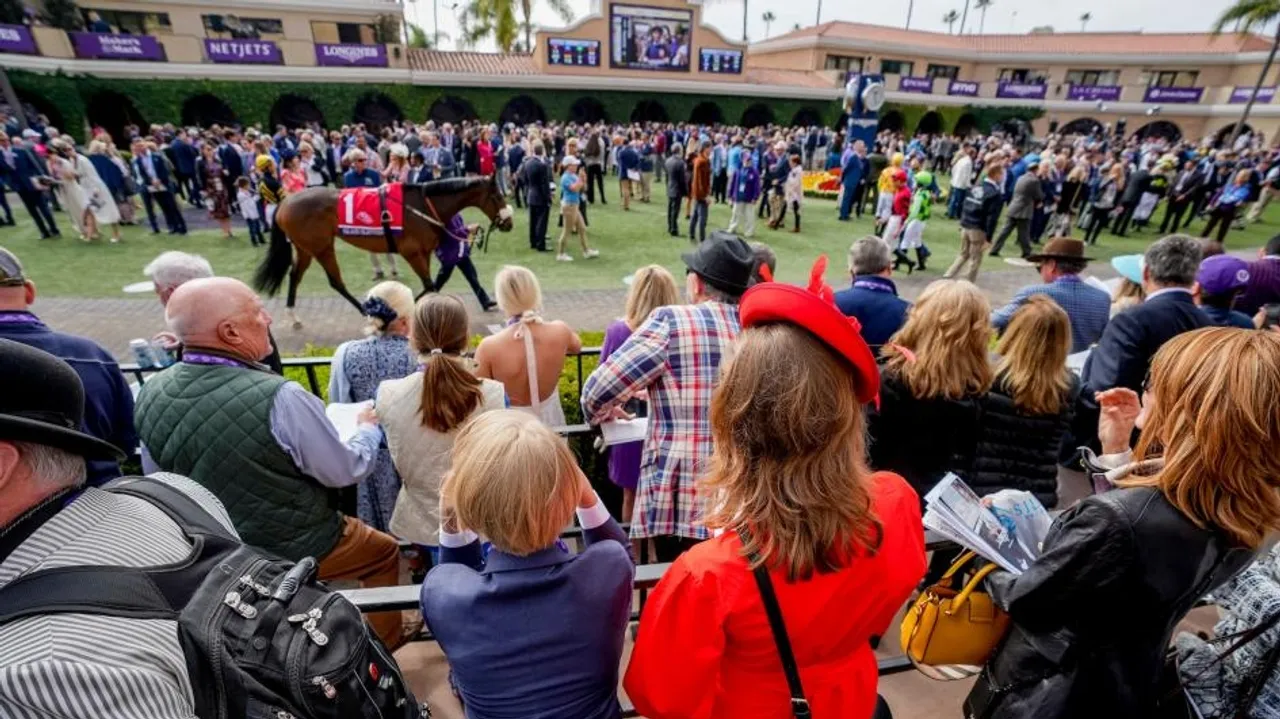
[403, 0, 1252, 52]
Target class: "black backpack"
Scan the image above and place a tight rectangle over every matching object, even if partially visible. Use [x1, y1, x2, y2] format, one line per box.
[0, 477, 426, 719]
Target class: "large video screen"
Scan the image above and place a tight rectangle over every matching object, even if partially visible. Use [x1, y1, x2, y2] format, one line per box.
[610, 4, 692, 71]
[699, 48, 742, 74]
[548, 38, 600, 67]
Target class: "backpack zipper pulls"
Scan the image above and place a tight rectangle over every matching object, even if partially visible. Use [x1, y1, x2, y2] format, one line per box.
[222, 591, 258, 619]
[311, 675, 337, 699]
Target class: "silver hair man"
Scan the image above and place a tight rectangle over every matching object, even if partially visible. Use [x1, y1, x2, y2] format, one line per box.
[849, 236, 894, 277]
[1144, 234, 1203, 288]
[144, 251, 214, 306]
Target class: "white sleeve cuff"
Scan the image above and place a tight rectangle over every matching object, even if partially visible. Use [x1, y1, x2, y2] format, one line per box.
[575, 496, 611, 530]
[438, 528, 479, 548]
[1097, 449, 1135, 470]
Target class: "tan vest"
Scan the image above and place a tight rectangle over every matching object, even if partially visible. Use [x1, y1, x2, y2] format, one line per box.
[377, 373, 506, 545]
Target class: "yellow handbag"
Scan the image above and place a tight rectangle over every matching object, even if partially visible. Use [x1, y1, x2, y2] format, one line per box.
[899, 551, 1010, 667]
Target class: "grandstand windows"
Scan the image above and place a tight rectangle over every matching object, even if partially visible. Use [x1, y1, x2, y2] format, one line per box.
[879, 59, 914, 76]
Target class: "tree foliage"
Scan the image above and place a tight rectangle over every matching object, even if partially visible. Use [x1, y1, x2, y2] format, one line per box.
[0, 0, 25, 25]
[460, 0, 572, 52]
[1213, 0, 1280, 34]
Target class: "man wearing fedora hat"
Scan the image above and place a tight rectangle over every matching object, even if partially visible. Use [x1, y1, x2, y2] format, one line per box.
[991, 237, 1111, 353]
[583, 231, 754, 562]
[0, 247, 135, 485]
[0, 339, 239, 718]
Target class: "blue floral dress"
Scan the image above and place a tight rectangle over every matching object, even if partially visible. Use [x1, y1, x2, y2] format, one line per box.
[329, 334, 416, 532]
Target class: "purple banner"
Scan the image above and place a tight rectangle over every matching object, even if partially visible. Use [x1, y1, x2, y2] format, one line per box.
[1143, 86, 1203, 104]
[70, 31, 164, 61]
[315, 43, 387, 67]
[996, 81, 1047, 100]
[204, 38, 281, 64]
[947, 80, 980, 97]
[0, 24, 37, 55]
[1066, 85, 1122, 102]
[1230, 86, 1277, 104]
[898, 76, 933, 93]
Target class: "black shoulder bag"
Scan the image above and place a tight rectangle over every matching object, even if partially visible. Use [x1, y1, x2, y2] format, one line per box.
[750, 559, 813, 719]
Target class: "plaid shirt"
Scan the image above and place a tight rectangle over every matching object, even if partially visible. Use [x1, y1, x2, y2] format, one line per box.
[990, 275, 1112, 353]
[581, 302, 741, 540]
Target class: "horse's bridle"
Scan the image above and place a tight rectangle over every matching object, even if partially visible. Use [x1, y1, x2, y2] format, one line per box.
[389, 184, 509, 250]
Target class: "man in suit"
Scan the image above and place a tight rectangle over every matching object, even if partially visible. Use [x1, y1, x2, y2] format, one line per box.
[507, 138, 526, 209]
[324, 131, 346, 185]
[834, 236, 909, 351]
[131, 139, 187, 235]
[838, 140, 868, 221]
[217, 131, 244, 190]
[2, 133, 59, 238]
[1057, 234, 1210, 505]
[519, 141, 551, 252]
[990, 157, 1043, 259]
[1112, 164, 1151, 237]
[168, 130, 200, 207]
[1160, 160, 1203, 234]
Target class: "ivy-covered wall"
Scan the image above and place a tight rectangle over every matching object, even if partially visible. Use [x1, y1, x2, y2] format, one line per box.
[10, 69, 1043, 141]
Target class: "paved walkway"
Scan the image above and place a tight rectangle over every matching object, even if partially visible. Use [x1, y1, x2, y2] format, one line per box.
[31, 261, 1121, 361]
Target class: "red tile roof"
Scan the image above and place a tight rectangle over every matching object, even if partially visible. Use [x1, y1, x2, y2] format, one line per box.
[762, 21, 1272, 55]
[408, 49, 536, 74]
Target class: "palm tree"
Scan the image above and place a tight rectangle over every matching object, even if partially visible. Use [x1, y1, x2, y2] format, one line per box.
[1214, 0, 1280, 146]
[459, 0, 572, 52]
[816, 0, 822, 24]
[762, 10, 776, 37]
[959, 0, 971, 33]
[975, 0, 993, 33]
[906, 0, 915, 29]
[1079, 12, 1092, 31]
[943, 9, 960, 33]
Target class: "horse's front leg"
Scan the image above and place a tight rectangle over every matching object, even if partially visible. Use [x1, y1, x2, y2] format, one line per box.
[401, 250, 437, 298]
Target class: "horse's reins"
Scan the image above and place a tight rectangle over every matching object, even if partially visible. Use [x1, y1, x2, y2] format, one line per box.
[378, 184, 502, 252]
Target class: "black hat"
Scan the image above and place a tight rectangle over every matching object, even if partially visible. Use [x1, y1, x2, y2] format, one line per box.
[0, 339, 126, 460]
[681, 232, 756, 297]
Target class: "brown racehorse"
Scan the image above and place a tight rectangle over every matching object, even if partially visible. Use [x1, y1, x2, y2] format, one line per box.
[253, 175, 514, 327]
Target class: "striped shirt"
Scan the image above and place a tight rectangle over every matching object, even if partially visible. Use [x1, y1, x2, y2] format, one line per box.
[581, 302, 741, 540]
[0, 473, 237, 719]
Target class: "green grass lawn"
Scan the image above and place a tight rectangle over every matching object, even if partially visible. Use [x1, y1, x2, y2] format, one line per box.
[3, 183, 1274, 298]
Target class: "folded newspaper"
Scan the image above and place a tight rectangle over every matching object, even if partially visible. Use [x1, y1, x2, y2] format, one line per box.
[923, 474, 1044, 575]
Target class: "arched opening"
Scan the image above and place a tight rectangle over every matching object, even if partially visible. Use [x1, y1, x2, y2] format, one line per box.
[1133, 120, 1182, 143]
[740, 103, 774, 128]
[569, 97, 608, 124]
[352, 93, 403, 131]
[791, 106, 824, 127]
[876, 110, 904, 133]
[181, 93, 239, 129]
[1215, 122, 1255, 147]
[915, 111, 943, 136]
[1059, 117, 1104, 138]
[428, 96, 477, 125]
[85, 91, 146, 145]
[689, 101, 724, 126]
[268, 94, 325, 131]
[630, 99, 668, 123]
[953, 113, 978, 137]
[12, 91, 65, 133]
[498, 95, 547, 126]
[994, 117, 1033, 143]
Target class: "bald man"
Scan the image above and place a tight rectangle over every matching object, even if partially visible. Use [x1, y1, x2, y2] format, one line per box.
[134, 277, 404, 648]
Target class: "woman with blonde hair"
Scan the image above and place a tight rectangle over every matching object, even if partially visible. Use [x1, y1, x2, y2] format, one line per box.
[424, 410, 634, 718]
[380, 294, 505, 568]
[327, 280, 417, 531]
[599, 265, 680, 521]
[868, 279, 992, 500]
[475, 265, 582, 426]
[968, 327, 1280, 717]
[382, 143, 411, 184]
[626, 264, 925, 718]
[959, 295, 1079, 507]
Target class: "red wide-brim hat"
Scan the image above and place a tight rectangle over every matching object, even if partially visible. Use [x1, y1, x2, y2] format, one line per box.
[739, 256, 880, 404]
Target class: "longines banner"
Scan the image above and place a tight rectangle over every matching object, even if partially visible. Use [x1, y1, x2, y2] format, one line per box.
[315, 43, 388, 67]
[1143, 86, 1203, 103]
[996, 82, 1047, 100]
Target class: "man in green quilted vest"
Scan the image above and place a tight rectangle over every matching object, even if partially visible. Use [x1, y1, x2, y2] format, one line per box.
[135, 277, 404, 648]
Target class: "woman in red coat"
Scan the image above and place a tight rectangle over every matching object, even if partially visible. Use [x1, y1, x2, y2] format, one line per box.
[478, 127, 495, 177]
[624, 261, 927, 719]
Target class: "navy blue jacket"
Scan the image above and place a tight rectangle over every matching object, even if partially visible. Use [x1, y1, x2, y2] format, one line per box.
[89, 154, 126, 196]
[1060, 289, 1210, 465]
[422, 516, 633, 719]
[617, 147, 640, 175]
[7, 145, 48, 194]
[834, 275, 910, 351]
[217, 143, 244, 181]
[132, 151, 175, 191]
[168, 138, 198, 175]
[841, 152, 867, 189]
[0, 312, 136, 485]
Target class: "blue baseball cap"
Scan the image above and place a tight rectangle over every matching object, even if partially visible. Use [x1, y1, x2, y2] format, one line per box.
[1111, 254, 1144, 284]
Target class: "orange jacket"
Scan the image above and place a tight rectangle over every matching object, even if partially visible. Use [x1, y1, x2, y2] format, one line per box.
[624, 472, 926, 719]
[691, 155, 712, 200]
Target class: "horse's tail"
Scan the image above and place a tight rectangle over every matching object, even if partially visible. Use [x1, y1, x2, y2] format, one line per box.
[253, 220, 293, 296]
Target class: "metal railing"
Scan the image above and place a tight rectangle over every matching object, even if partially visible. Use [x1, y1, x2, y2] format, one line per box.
[121, 347, 605, 404]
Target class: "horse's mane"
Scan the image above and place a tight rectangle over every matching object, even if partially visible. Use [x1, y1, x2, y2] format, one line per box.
[411, 176, 490, 196]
